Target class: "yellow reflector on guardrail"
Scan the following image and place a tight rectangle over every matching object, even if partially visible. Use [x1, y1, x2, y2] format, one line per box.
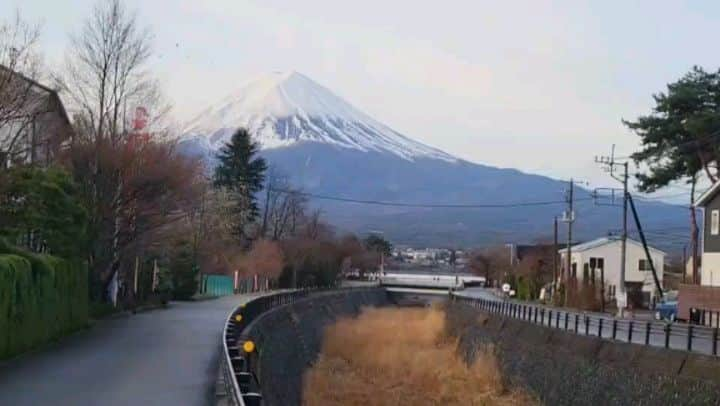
[243, 340, 255, 353]
[235, 315, 243, 322]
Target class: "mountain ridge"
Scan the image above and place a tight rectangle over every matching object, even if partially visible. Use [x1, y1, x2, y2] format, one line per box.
[178, 71, 686, 249]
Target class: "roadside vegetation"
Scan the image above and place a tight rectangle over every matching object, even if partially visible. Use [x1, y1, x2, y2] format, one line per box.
[0, 1, 394, 360]
[303, 307, 533, 406]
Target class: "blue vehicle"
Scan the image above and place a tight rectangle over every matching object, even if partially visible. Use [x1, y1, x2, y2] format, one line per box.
[654, 291, 678, 322]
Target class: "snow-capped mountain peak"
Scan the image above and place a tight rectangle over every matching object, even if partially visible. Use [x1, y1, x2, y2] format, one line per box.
[182, 71, 456, 161]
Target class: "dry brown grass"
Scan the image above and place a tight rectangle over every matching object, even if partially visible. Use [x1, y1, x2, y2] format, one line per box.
[303, 307, 534, 406]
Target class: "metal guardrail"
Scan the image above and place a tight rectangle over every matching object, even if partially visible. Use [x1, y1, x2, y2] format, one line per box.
[691, 307, 720, 328]
[452, 294, 720, 357]
[222, 290, 313, 406]
[222, 286, 382, 405]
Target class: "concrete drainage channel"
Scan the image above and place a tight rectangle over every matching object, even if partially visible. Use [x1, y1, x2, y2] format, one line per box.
[217, 287, 389, 406]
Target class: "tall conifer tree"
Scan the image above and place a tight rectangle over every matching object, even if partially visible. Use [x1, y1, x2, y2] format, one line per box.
[214, 128, 267, 243]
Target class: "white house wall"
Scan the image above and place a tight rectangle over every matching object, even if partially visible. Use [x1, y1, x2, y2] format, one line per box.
[561, 240, 664, 295]
[701, 252, 720, 287]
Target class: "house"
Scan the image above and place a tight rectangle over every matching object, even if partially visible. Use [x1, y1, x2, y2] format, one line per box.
[678, 182, 720, 323]
[558, 236, 665, 308]
[694, 182, 720, 286]
[0, 65, 74, 168]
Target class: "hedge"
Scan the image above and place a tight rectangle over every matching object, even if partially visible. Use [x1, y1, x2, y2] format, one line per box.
[0, 242, 88, 360]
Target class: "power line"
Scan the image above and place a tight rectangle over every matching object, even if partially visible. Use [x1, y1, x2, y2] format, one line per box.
[633, 191, 690, 201]
[270, 188, 593, 209]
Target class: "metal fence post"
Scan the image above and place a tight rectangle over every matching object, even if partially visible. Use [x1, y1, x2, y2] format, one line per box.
[598, 318, 603, 337]
[548, 310, 553, 327]
[612, 320, 617, 340]
[575, 314, 579, 333]
[556, 311, 560, 328]
[713, 328, 718, 356]
[564, 312, 569, 330]
[645, 322, 651, 345]
[585, 316, 590, 335]
[628, 321, 634, 343]
[687, 325, 693, 352]
[664, 324, 671, 349]
[534, 307, 538, 323]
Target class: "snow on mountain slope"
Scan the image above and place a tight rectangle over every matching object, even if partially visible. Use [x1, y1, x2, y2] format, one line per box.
[182, 71, 456, 162]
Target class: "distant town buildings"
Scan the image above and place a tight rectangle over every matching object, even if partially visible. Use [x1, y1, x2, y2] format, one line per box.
[392, 247, 467, 268]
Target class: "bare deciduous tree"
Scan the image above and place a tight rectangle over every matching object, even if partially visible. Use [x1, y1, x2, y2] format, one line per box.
[55, 0, 160, 145]
[260, 169, 308, 240]
[56, 0, 173, 303]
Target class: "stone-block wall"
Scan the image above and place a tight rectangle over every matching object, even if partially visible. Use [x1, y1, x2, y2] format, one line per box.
[446, 302, 720, 405]
[243, 289, 389, 406]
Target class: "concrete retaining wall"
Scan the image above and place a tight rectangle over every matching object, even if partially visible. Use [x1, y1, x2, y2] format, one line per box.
[243, 288, 389, 406]
[446, 301, 720, 405]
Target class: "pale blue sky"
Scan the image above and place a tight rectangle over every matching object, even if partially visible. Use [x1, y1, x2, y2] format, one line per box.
[4, 0, 720, 196]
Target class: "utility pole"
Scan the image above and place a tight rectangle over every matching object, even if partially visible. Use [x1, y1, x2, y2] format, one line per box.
[627, 193, 664, 297]
[595, 146, 629, 316]
[682, 244, 687, 284]
[562, 179, 575, 305]
[620, 161, 629, 315]
[553, 216, 558, 294]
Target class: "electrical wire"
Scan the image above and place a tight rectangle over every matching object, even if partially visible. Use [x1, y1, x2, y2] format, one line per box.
[270, 188, 594, 209]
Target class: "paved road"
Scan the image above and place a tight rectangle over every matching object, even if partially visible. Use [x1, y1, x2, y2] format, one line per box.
[0, 295, 253, 406]
[457, 288, 718, 356]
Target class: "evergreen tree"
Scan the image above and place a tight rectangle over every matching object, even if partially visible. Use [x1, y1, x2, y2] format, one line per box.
[625, 66, 720, 284]
[364, 234, 392, 257]
[625, 66, 720, 190]
[213, 128, 267, 243]
[0, 166, 87, 257]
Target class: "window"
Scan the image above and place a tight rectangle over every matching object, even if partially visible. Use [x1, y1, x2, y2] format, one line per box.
[639, 259, 650, 271]
[583, 263, 589, 280]
[713, 210, 720, 236]
[589, 257, 604, 270]
[571, 262, 577, 278]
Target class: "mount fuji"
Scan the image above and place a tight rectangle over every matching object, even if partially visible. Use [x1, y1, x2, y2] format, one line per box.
[179, 71, 685, 248]
[182, 71, 454, 162]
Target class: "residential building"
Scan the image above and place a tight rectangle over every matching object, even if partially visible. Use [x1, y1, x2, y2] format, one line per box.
[679, 182, 720, 323]
[558, 236, 665, 308]
[0, 65, 73, 168]
[695, 182, 720, 286]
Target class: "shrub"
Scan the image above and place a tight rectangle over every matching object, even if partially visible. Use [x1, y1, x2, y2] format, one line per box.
[169, 245, 198, 300]
[0, 166, 87, 257]
[0, 241, 88, 359]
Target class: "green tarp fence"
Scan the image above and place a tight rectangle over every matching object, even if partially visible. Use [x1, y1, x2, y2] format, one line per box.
[200, 274, 234, 296]
[199, 274, 272, 296]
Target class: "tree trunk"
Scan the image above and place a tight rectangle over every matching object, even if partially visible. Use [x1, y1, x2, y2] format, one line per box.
[690, 176, 699, 284]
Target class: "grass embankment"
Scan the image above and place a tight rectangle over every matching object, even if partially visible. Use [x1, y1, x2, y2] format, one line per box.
[303, 307, 533, 406]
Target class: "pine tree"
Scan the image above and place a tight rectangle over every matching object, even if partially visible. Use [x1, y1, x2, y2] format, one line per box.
[214, 128, 267, 243]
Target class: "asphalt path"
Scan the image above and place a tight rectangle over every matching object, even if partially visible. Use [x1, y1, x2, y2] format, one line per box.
[0, 295, 254, 406]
